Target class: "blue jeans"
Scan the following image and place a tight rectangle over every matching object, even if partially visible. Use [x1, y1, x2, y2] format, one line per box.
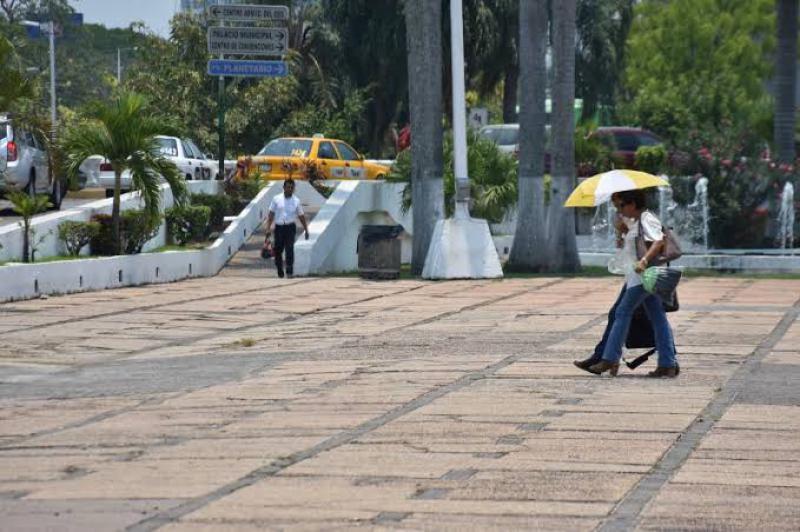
[602, 284, 677, 368]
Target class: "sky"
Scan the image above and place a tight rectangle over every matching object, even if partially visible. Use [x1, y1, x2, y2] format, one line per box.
[70, 0, 179, 37]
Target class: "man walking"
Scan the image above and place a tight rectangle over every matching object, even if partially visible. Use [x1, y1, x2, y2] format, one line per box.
[264, 179, 309, 278]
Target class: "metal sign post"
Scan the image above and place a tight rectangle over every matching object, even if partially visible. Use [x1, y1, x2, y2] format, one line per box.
[208, 4, 290, 180]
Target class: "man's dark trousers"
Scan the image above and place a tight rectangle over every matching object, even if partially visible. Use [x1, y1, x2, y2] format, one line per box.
[274, 223, 296, 277]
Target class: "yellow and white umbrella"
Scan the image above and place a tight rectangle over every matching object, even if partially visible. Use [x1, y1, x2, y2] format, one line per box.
[564, 169, 669, 207]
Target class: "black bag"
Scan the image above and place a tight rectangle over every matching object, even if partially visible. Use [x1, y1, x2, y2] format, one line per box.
[626, 306, 655, 349]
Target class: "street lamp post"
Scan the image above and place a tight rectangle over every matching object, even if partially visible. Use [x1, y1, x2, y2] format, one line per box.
[420, 0, 503, 279]
[21, 20, 57, 133]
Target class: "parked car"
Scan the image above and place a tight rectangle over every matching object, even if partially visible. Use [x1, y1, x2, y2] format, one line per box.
[241, 135, 390, 180]
[480, 123, 668, 175]
[590, 126, 664, 168]
[97, 135, 216, 197]
[479, 123, 552, 165]
[478, 124, 521, 157]
[0, 113, 66, 209]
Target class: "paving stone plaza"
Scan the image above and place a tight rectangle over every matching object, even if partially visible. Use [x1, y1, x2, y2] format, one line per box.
[1, 272, 799, 530]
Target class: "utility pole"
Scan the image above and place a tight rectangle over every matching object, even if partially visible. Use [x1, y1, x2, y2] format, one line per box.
[421, 0, 503, 279]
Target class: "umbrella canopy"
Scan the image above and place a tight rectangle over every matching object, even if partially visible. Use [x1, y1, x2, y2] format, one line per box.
[564, 169, 669, 207]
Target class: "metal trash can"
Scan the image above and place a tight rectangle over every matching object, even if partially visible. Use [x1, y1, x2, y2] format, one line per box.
[358, 225, 404, 280]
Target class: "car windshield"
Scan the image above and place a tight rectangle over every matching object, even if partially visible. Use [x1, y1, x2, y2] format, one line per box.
[155, 137, 179, 157]
[614, 133, 642, 152]
[258, 138, 313, 157]
[0, 123, 9, 143]
[187, 139, 205, 159]
[481, 127, 518, 146]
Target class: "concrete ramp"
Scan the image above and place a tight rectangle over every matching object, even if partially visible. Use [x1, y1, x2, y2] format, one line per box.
[294, 181, 412, 276]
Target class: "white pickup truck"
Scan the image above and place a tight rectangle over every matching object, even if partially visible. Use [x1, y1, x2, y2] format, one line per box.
[97, 136, 233, 197]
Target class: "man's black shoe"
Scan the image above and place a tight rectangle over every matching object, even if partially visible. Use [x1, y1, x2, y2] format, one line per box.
[277, 270, 285, 278]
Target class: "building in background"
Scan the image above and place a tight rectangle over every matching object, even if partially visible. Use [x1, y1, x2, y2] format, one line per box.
[180, 0, 237, 13]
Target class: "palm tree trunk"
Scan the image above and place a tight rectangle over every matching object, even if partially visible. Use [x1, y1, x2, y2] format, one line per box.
[22, 219, 30, 263]
[775, 0, 798, 163]
[405, 0, 444, 275]
[547, 0, 581, 273]
[507, 0, 548, 272]
[113, 169, 122, 255]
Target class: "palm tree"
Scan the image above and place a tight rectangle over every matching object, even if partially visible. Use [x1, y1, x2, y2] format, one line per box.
[507, 0, 548, 272]
[774, 0, 798, 163]
[547, 0, 581, 272]
[405, 0, 444, 275]
[8, 191, 51, 263]
[61, 92, 186, 254]
[0, 35, 31, 110]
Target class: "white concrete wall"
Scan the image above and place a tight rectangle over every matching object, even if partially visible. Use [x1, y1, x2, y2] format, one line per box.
[294, 181, 412, 275]
[578, 251, 800, 274]
[0, 181, 219, 263]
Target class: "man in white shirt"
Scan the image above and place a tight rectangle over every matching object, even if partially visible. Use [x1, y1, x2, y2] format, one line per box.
[264, 179, 309, 278]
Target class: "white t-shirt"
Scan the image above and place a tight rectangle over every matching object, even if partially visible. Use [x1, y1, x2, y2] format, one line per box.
[623, 210, 664, 288]
[269, 194, 304, 225]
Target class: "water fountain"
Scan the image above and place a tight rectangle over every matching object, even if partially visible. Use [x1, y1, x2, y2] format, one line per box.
[589, 198, 617, 251]
[587, 175, 710, 253]
[776, 181, 795, 251]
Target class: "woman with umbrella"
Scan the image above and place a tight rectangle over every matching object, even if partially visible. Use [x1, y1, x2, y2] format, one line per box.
[566, 171, 679, 378]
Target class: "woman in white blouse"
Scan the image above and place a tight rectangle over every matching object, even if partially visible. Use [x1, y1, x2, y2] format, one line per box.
[582, 189, 679, 378]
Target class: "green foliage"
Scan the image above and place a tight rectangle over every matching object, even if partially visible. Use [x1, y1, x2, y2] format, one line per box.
[166, 205, 211, 245]
[225, 172, 265, 204]
[8, 191, 51, 262]
[622, 0, 774, 142]
[61, 91, 185, 253]
[670, 125, 790, 248]
[190, 193, 232, 230]
[386, 130, 518, 223]
[574, 122, 613, 176]
[90, 211, 162, 255]
[0, 35, 31, 109]
[575, 0, 636, 122]
[58, 220, 100, 256]
[321, 0, 407, 155]
[635, 144, 667, 175]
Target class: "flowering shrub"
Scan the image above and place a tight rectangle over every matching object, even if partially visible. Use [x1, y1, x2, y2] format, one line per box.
[665, 125, 795, 248]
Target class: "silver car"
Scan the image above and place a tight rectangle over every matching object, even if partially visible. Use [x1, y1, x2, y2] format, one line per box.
[0, 114, 65, 209]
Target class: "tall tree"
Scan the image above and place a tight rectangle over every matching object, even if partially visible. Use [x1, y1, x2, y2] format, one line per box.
[62, 92, 186, 254]
[507, 0, 548, 271]
[623, 0, 774, 143]
[323, 0, 407, 156]
[465, 0, 519, 123]
[405, 0, 444, 275]
[575, 0, 635, 122]
[774, 0, 798, 163]
[548, 0, 580, 272]
[0, 35, 31, 108]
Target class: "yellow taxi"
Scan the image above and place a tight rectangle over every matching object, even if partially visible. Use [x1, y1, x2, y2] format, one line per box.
[240, 135, 390, 180]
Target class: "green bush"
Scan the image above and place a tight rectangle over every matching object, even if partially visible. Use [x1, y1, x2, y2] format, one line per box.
[90, 210, 162, 255]
[166, 205, 211, 245]
[190, 193, 232, 229]
[635, 144, 667, 174]
[575, 122, 613, 177]
[58, 221, 101, 256]
[386, 130, 518, 223]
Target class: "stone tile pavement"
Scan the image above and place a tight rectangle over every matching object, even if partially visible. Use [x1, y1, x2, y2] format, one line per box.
[0, 271, 798, 531]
